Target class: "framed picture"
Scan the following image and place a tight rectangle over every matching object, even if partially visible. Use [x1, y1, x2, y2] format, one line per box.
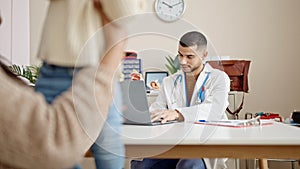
[145, 71, 168, 92]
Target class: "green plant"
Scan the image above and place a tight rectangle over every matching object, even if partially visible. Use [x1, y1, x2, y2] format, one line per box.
[165, 55, 180, 74]
[9, 64, 40, 84]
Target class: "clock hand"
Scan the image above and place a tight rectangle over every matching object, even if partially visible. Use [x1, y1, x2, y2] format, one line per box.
[171, 1, 182, 7]
[162, 1, 173, 8]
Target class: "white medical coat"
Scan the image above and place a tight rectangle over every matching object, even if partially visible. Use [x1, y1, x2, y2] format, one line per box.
[149, 63, 231, 169]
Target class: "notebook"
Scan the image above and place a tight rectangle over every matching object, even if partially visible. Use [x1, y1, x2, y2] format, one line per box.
[195, 117, 274, 128]
[120, 80, 177, 125]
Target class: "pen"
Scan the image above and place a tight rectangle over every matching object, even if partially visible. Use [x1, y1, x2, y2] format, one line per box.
[198, 120, 206, 122]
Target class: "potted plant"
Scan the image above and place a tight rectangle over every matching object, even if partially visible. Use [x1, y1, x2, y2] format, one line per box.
[165, 55, 180, 74]
[9, 64, 40, 85]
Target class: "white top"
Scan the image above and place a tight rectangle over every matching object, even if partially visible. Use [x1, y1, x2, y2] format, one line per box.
[38, 0, 147, 67]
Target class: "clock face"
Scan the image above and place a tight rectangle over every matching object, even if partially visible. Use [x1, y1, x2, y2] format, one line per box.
[155, 0, 185, 22]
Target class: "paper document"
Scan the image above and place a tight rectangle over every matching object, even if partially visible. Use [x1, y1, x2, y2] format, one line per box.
[195, 118, 273, 128]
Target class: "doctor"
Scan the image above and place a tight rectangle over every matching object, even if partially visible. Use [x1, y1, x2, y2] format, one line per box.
[131, 31, 230, 169]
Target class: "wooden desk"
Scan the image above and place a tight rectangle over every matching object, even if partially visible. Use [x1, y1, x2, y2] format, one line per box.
[122, 122, 300, 169]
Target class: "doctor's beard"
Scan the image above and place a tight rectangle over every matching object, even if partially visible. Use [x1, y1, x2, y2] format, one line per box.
[180, 64, 191, 72]
[181, 63, 203, 73]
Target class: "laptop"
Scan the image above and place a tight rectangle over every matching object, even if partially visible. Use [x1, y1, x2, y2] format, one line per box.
[120, 80, 177, 125]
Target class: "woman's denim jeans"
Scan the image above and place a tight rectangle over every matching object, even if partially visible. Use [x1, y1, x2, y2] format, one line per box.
[35, 63, 125, 169]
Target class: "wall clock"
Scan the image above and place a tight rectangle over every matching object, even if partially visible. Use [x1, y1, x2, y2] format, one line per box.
[154, 0, 185, 22]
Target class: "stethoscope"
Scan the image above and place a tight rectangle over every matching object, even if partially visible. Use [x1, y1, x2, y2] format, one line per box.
[171, 71, 211, 106]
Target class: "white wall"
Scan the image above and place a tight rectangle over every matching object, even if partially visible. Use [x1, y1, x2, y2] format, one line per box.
[11, 0, 30, 65]
[186, 0, 300, 119]
[0, 0, 30, 65]
[28, 0, 300, 119]
[0, 0, 12, 61]
[125, 0, 300, 119]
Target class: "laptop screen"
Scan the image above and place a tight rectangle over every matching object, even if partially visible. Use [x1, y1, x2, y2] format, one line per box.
[145, 71, 168, 92]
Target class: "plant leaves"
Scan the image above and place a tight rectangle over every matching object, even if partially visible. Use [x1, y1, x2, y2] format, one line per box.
[165, 56, 174, 67]
[165, 64, 175, 74]
[165, 55, 180, 74]
[8, 64, 40, 84]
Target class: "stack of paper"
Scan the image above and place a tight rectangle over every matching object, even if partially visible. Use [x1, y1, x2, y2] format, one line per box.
[195, 118, 273, 128]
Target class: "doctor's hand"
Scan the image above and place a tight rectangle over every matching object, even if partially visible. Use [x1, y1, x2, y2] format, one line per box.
[151, 110, 184, 124]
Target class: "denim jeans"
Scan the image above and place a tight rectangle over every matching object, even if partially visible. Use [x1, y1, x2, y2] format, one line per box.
[131, 159, 206, 169]
[35, 63, 125, 169]
[91, 82, 125, 169]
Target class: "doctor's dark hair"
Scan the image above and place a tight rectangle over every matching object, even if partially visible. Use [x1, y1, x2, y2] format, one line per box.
[179, 31, 207, 50]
